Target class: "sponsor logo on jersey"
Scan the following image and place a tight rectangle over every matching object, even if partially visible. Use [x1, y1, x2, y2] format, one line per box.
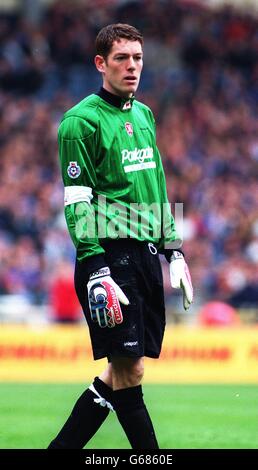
[67, 161, 81, 179]
[121, 147, 153, 163]
[125, 122, 133, 136]
[121, 146, 156, 173]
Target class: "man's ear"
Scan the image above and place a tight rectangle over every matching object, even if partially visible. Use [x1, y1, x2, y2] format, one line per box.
[95, 55, 106, 73]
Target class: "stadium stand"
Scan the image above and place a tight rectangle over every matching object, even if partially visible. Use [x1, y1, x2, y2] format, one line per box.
[0, 0, 258, 321]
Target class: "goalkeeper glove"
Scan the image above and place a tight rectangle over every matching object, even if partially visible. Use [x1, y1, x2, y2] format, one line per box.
[170, 251, 193, 310]
[87, 267, 129, 328]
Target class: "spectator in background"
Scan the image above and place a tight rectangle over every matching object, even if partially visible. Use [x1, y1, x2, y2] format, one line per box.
[49, 260, 82, 323]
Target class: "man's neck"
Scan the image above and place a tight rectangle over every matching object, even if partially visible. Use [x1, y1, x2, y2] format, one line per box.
[97, 87, 134, 109]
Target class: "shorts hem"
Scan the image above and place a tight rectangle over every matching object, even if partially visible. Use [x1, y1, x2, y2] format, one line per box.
[92, 350, 161, 360]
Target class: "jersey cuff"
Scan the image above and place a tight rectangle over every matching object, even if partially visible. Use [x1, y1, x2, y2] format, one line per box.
[77, 253, 106, 278]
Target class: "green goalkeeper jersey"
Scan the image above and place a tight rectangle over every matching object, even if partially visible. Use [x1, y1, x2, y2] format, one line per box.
[58, 87, 181, 271]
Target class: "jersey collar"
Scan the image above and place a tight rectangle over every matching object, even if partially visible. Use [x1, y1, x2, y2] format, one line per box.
[97, 87, 135, 111]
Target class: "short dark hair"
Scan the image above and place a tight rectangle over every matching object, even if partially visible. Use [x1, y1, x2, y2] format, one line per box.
[95, 23, 143, 59]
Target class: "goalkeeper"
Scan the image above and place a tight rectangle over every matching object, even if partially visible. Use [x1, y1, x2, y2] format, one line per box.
[48, 23, 193, 449]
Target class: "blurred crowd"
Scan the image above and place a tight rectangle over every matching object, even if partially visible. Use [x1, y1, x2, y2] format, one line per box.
[0, 0, 258, 316]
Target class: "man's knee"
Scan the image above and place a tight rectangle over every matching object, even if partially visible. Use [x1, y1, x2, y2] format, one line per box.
[111, 357, 144, 389]
[129, 359, 144, 384]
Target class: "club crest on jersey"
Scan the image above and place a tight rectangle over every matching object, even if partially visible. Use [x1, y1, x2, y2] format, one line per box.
[125, 122, 133, 136]
[67, 161, 81, 179]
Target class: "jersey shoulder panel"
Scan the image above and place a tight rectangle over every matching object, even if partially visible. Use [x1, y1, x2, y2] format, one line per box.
[59, 94, 101, 140]
[133, 99, 155, 124]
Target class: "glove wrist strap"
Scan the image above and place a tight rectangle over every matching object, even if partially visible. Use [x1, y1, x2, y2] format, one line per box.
[171, 250, 184, 262]
[89, 266, 110, 280]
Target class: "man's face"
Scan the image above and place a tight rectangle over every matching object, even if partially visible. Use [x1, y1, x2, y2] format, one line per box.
[95, 39, 143, 98]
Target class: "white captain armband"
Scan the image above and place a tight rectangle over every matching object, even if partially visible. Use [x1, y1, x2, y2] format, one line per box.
[64, 186, 93, 206]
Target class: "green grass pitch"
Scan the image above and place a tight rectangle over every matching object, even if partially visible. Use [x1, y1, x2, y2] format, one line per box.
[0, 383, 257, 449]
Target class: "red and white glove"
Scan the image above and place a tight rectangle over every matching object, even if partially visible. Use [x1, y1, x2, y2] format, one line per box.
[170, 251, 193, 310]
[87, 267, 129, 328]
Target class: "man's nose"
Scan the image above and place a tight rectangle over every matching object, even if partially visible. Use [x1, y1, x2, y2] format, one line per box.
[126, 57, 136, 70]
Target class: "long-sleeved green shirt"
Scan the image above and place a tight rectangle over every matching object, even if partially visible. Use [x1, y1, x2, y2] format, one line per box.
[58, 87, 181, 273]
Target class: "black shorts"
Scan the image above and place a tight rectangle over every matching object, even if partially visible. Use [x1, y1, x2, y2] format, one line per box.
[74, 239, 166, 360]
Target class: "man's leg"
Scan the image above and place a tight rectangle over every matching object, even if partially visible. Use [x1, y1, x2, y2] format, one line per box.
[48, 365, 113, 449]
[111, 357, 159, 449]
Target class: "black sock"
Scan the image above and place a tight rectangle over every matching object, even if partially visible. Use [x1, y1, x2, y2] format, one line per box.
[48, 377, 113, 449]
[113, 385, 159, 449]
